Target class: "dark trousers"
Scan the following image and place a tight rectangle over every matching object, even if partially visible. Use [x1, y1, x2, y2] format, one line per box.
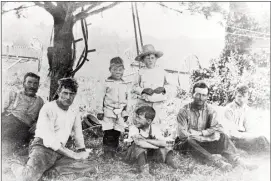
[2, 114, 32, 156]
[103, 129, 121, 151]
[177, 133, 239, 163]
[232, 135, 270, 153]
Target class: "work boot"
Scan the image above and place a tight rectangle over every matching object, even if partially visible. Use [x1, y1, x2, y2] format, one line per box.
[165, 152, 178, 169]
[234, 158, 258, 170]
[102, 146, 114, 160]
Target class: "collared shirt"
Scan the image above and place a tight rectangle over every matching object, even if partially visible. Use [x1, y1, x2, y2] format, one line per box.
[96, 77, 130, 118]
[35, 101, 85, 151]
[176, 102, 222, 142]
[224, 101, 248, 132]
[3, 90, 44, 126]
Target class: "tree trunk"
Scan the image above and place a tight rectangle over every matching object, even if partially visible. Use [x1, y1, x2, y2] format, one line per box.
[49, 16, 74, 101]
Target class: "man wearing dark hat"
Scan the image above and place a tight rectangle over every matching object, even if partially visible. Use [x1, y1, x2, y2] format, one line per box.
[11, 78, 95, 181]
[132, 44, 169, 125]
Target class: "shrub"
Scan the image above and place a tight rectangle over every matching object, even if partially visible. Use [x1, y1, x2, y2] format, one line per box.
[191, 51, 270, 109]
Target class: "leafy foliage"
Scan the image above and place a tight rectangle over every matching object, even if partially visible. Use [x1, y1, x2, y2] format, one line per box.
[191, 2, 270, 109]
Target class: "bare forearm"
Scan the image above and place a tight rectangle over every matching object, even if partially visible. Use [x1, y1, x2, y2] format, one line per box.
[135, 140, 159, 149]
[57, 145, 76, 159]
[145, 139, 167, 147]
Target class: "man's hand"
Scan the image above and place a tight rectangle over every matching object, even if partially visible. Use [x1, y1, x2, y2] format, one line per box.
[97, 113, 104, 120]
[141, 88, 154, 96]
[189, 135, 202, 142]
[153, 87, 166, 94]
[73, 151, 89, 160]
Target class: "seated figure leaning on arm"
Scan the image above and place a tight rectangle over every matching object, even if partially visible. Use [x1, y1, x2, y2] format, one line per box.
[175, 81, 258, 172]
[11, 78, 95, 181]
[2, 72, 44, 156]
[124, 106, 178, 175]
[224, 85, 270, 153]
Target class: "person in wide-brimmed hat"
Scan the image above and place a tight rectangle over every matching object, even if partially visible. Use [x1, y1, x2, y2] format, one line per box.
[131, 44, 169, 125]
[135, 44, 163, 62]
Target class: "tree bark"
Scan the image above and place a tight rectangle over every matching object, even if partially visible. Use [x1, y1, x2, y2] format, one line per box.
[49, 15, 74, 100]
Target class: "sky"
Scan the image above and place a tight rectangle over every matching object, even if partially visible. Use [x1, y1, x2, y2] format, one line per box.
[2, 2, 270, 78]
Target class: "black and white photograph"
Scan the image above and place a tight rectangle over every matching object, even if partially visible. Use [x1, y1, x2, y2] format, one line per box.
[1, 1, 270, 181]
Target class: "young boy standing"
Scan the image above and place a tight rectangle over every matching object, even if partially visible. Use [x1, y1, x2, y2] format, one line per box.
[96, 57, 129, 158]
[125, 106, 177, 174]
[132, 44, 169, 125]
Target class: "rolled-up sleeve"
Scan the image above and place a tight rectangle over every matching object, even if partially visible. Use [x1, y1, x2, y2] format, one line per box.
[176, 108, 190, 139]
[35, 105, 61, 151]
[73, 115, 85, 149]
[202, 109, 223, 136]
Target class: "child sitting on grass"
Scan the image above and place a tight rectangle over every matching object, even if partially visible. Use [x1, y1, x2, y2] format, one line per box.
[124, 106, 177, 175]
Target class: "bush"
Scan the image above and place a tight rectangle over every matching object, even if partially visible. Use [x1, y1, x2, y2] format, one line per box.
[191, 51, 270, 109]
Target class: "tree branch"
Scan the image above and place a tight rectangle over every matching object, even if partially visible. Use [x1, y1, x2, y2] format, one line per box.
[157, 2, 183, 14]
[73, 2, 103, 22]
[33, 2, 58, 16]
[74, 2, 121, 22]
[2, 4, 36, 14]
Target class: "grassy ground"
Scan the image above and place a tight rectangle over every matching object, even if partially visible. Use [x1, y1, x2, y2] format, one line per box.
[2, 131, 270, 181]
[2, 72, 270, 181]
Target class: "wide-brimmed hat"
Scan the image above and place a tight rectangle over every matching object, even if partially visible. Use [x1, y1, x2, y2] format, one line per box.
[135, 44, 163, 62]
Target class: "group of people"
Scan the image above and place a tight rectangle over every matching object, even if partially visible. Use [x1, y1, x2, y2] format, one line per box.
[2, 44, 269, 180]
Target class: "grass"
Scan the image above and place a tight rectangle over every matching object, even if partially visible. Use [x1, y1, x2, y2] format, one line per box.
[2, 133, 270, 181]
[2, 73, 270, 181]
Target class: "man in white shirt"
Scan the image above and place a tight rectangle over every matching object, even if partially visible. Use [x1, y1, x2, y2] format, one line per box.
[11, 78, 94, 181]
[224, 85, 269, 153]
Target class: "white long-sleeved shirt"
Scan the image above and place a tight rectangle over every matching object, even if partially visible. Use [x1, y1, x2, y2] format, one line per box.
[35, 101, 85, 151]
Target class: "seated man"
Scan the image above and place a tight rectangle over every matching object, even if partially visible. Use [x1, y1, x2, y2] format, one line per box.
[2, 72, 44, 156]
[11, 78, 95, 181]
[224, 85, 270, 153]
[124, 106, 177, 175]
[175, 81, 257, 171]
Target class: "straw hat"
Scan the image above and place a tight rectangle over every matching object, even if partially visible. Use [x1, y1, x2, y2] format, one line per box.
[135, 44, 163, 62]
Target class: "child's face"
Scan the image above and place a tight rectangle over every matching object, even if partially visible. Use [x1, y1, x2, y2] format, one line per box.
[110, 66, 124, 80]
[143, 54, 157, 69]
[134, 113, 150, 129]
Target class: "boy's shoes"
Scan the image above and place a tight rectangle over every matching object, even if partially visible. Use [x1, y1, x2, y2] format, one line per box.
[102, 150, 114, 160]
[165, 156, 178, 169]
[137, 164, 153, 179]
